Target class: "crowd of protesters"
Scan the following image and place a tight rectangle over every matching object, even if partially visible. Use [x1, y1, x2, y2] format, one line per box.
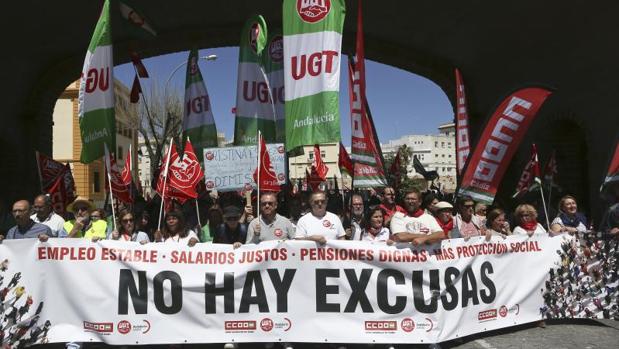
[1, 180, 618, 246]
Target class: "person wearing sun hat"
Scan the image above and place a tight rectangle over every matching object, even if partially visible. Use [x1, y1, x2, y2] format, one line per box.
[61, 196, 107, 240]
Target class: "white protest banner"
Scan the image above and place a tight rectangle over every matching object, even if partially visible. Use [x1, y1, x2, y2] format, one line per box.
[202, 144, 286, 191]
[0, 235, 583, 346]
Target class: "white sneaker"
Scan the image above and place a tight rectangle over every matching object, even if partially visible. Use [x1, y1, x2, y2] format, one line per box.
[223, 343, 237, 349]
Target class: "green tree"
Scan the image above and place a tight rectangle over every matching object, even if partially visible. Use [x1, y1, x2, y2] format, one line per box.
[383, 144, 427, 196]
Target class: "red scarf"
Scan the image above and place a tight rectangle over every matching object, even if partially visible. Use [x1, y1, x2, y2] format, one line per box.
[436, 217, 454, 236]
[408, 209, 424, 218]
[520, 220, 538, 231]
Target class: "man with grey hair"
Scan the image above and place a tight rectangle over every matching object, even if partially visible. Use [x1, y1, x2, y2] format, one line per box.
[31, 194, 65, 237]
[295, 191, 346, 244]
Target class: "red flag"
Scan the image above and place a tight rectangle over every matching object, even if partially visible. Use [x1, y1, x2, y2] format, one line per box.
[253, 133, 281, 192]
[156, 143, 192, 207]
[458, 87, 552, 204]
[168, 140, 204, 199]
[120, 147, 132, 186]
[130, 74, 142, 103]
[104, 145, 133, 203]
[513, 144, 541, 198]
[306, 168, 322, 192]
[455, 68, 471, 175]
[543, 150, 558, 183]
[389, 149, 402, 190]
[602, 140, 619, 190]
[348, 1, 387, 188]
[338, 142, 353, 175]
[312, 144, 328, 180]
[36, 152, 76, 215]
[129, 50, 149, 78]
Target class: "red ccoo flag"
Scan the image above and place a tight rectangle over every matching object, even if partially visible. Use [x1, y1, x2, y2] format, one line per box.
[312, 144, 328, 181]
[104, 145, 133, 204]
[455, 68, 471, 176]
[35, 152, 76, 215]
[120, 146, 132, 186]
[253, 133, 281, 192]
[458, 87, 552, 204]
[513, 144, 541, 198]
[338, 142, 353, 176]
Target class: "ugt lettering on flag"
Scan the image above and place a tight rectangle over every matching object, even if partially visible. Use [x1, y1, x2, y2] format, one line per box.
[78, 0, 116, 163]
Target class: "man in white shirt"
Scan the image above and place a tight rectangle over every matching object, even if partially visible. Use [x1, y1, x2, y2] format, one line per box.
[390, 189, 445, 245]
[295, 191, 346, 244]
[30, 194, 65, 237]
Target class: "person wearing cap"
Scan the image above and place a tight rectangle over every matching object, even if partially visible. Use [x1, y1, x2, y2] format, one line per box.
[295, 191, 346, 244]
[1, 200, 51, 242]
[213, 206, 248, 247]
[433, 201, 456, 238]
[30, 194, 65, 237]
[453, 196, 483, 239]
[61, 197, 107, 240]
[246, 192, 295, 244]
[390, 188, 445, 245]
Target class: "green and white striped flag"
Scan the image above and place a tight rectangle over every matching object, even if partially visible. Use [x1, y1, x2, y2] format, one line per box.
[78, 0, 116, 163]
[183, 48, 219, 155]
[234, 15, 275, 145]
[262, 31, 285, 143]
[283, 0, 345, 150]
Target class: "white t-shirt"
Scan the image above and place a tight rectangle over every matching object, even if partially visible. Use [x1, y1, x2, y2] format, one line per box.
[31, 212, 65, 237]
[165, 230, 199, 245]
[295, 211, 346, 240]
[360, 227, 391, 242]
[512, 224, 547, 236]
[390, 212, 442, 236]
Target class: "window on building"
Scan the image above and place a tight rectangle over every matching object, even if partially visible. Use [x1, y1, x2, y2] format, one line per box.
[449, 154, 452, 158]
[435, 141, 438, 147]
[448, 142, 452, 148]
[441, 142, 445, 147]
[93, 171, 101, 193]
[118, 146, 123, 159]
[442, 154, 445, 158]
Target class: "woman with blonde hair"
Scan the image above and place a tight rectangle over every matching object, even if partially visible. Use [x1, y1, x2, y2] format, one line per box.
[512, 204, 546, 236]
[549, 195, 588, 235]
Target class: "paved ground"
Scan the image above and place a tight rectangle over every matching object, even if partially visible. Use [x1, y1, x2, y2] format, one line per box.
[35, 320, 619, 349]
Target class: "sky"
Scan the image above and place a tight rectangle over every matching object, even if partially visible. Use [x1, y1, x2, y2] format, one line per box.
[114, 46, 454, 147]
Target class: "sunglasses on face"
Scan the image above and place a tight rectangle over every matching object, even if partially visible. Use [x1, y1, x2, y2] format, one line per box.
[260, 201, 276, 206]
[312, 200, 326, 205]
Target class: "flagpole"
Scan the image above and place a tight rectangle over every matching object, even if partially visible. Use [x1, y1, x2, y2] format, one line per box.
[256, 129, 261, 220]
[157, 138, 173, 231]
[104, 144, 118, 233]
[195, 198, 202, 229]
[35, 151, 44, 194]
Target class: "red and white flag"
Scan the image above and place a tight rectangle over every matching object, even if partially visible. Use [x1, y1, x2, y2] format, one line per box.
[253, 132, 281, 192]
[458, 87, 552, 204]
[104, 145, 133, 204]
[513, 144, 541, 198]
[157, 140, 204, 201]
[120, 146, 132, 186]
[338, 142, 353, 176]
[312, 144, 328, 181]
[348, 1, 387, 188]
[455, 68, 471, 176]
[35, 152, 76, 215]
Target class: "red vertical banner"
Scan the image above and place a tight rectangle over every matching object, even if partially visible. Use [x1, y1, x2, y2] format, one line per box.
[348, 1, 387, 187]
[455, 68, 470, 176]
[458, 87, 552, 204]
[253, 133, 281, 192]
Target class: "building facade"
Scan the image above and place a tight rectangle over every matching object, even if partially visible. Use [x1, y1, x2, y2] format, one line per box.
[52, 80, 138, 208]
[382, 122, 457, 192]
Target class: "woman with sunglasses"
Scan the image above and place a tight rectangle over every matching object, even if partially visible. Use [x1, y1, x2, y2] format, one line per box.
[154, 210, 199, 247]
[109, 209, 149, 244]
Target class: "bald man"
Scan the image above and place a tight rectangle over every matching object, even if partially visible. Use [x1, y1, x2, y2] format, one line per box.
[3, 200, 51, 241]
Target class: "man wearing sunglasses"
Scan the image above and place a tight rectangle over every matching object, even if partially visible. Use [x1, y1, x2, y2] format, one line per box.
[246, 192, 295, 244]
[1, 200, 51, 242]
[295, 191, 346, 244]
[214, 206, 248, 247]
[453, 196, 483, 239]
[61, 197, 107, 241]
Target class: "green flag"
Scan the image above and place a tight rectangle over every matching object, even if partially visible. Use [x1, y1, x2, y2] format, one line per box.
[262, 31, 285, 143]
[283, 0, 345, 150]
[234, 15, 274, 145]
[183, 48, 219, 157]
[78, 0, 116, 163]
